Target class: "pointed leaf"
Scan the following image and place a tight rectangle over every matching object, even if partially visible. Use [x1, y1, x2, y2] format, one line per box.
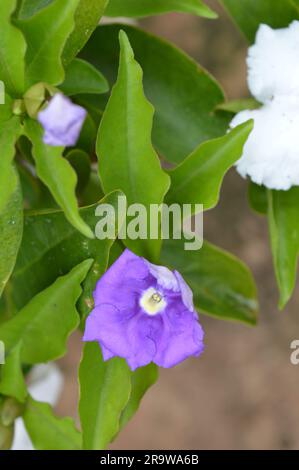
[106, 0, 216, 18]
[25, 119, 94, 239]
[3, 191, 125, 313]
[217, 98, 260, 113]
[166, 121, 253, 211]
[267, 188, 299, 308]
[97, 31, 170, 261]
[60, 58, 109, 96]
[161, 238, 258, 325]
[221, 0, 299, 43]
[63, 0, 109, 65]
[0, 344, 27, 403]
[17, 0, 80, 86]
[0, 259, 92, 363]
[23, 396, 81, 450]
[0, 0, 26, 96]
[82, 25, 229, 164]
[79, 342, 131, 450]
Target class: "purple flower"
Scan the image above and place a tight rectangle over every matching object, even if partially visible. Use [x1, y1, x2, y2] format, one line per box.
[38, 94, 86, 147]
[83, 249, 204, 370]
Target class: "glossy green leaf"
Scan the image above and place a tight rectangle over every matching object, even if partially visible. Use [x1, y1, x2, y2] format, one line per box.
[161, 238, 258, 325]
[60, 58, 109, 96]
[23, 396, 81, 450]
[166, 121, 253, 211]
[62, 0, 109, 65]
[81, 24, 230, 164]
[248, 182, 267, 215]
[97, 31, 170, 261]
[221, 0, 299, 43]
[120, 364, 158, 431]
[79, 342, 131, 450]
[267, 188, 299, 308]
[0, 0, 26, 96]
[0, 176, 23, 300]
[17, 0, 80, 86]
[106, 0, 216, 18]
[25, 119, 94, 239]
[4, 191, 125, 313]
[0, 344, 27, 403]
[0, 259, 92, 363]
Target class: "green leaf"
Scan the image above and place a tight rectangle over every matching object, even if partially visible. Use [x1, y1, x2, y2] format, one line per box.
[23, 396, 81, 450]
[60, 58, 109, 96]
[0, 0, 26, 96]
[119, 364, 158, 431]
[0, 259, 92, 363]
[0, 176, 23, 299]
[0, 344, 27, 403]
[221, 0, 299, 43]
[77, 113, 97, 155]
[161, 238, 258, 325]
[4, 191, 125, 313]
[166, 121, 253, 211]
[25, 119, 94, 239]
[79, 342, 131, 450]
[62, 0, 109, 66]
[97, 31, 170, 261]
[248, 182, 267, 215]
[17, 0, 53, 18]
[106, 0, 216, 18]
[0, 117, 23, 298]
[0, 116, 21, 213]
[81, 24, 230, 164]
[0, 96, 13, 124]
[267, 188, 299, 308]
[65, 149, 91, 193]
[216, 98, 260, 113]
[16, 0, 80, 86]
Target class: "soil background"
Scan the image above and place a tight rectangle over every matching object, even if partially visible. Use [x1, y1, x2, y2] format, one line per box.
[57, 0, 299, 450]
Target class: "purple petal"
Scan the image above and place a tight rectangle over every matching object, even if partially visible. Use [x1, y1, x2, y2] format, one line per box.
[83, 248, 205, 371]
[155, 312, 204, 368]
[38, 94, 87, 147]
[93, 249, 149, 308]
[174, 270, 195, 312]
[145, 261, 179, 292]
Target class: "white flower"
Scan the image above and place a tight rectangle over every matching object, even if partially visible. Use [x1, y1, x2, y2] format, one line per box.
[231, 21, 299, 191]
[248, 21, 299, 103]
[231, 96, 299, 190]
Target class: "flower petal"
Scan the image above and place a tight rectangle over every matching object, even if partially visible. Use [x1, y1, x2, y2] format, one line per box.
[230, 96, 299, 190]
[248, 21, 299, 103]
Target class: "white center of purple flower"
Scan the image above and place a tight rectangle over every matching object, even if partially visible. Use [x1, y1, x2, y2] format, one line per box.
[140, 287, 167, 315]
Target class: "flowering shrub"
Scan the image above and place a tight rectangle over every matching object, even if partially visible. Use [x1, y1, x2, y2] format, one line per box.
[0, 0, 297, 450]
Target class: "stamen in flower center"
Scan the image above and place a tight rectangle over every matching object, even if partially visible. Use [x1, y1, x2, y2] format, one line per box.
[152, 292, 162, 303]
[140, 287, 166, 316]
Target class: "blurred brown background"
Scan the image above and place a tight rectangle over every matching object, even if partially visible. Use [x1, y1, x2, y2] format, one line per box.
[58, 0, 299, 450]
